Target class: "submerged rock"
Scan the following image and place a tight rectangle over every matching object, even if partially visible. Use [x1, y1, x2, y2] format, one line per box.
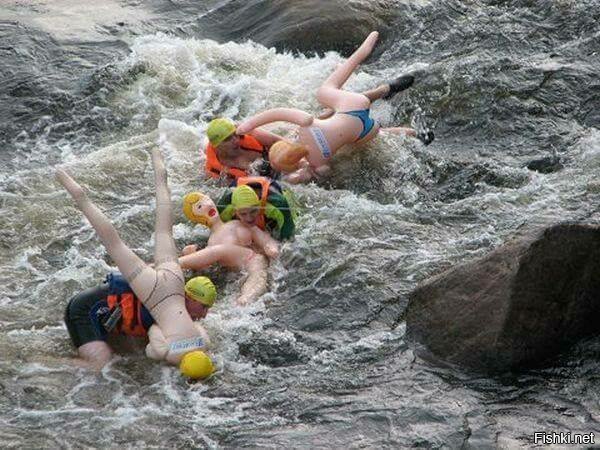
[406, 223, 600, 372]
[526, 155, 564, 174]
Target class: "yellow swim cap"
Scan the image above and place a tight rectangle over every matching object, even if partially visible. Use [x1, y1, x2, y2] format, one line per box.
[179, 350, 214, 380]
[183, 192, 212, 227]
[185, 276, 217, 307]
[207, 118, 236, 146]
[231, 185, 260, 210]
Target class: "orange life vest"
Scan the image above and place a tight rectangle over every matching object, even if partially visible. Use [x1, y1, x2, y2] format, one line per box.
[205, 135, 265, 180]
[106, 292, 147, 337]
[235, 176, 271, 230]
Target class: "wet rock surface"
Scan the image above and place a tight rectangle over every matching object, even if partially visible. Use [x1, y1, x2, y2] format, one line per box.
[407, 222, 600, 372]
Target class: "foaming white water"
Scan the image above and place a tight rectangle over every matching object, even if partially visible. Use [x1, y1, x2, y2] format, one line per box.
[311, 330, 404, 366]
[1, 0, 154, 42]
[579, 128, 600, 167]
[5, 28, 318, 391]
[116, 33, 388, 131]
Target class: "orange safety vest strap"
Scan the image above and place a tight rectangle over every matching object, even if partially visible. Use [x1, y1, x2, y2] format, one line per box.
[204, 135, 265, 179]
[239, 135, 264, 151]
[205, 144, 222, 178]
[106, 294, 118, 310]
[237, 176, 270, 205]
[106, 293, 147, 337]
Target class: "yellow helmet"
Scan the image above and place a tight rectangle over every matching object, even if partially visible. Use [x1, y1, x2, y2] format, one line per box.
[185, 276, 217, 307]
[231, 185, 260, 210]
[183, 192, 216, 227]
[179, 350, 214, 379]
[207, 118, 236, 146]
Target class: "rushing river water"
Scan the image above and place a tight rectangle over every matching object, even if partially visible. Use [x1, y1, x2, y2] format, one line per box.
[1, 0, 599, 448]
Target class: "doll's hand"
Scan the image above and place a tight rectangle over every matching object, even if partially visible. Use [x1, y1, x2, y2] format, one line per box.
[235, 295, 250, 306]
[236, 122, 250, 134]
[264, 243, 279, 259]
[182, 244, 198, 256]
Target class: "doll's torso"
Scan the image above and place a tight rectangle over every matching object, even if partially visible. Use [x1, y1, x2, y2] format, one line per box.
[208, 220, 254, 248]
[296, 115, 379, 168]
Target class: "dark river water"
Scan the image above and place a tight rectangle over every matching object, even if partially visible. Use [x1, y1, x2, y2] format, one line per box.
[1, 0, 599, 448]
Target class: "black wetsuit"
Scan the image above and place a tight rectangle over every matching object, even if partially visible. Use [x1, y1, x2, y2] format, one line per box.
[64, 283, 111, 348]
[64, 279, 154, 348]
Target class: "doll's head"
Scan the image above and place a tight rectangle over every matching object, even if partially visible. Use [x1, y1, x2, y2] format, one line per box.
[183, 192, 219, 228]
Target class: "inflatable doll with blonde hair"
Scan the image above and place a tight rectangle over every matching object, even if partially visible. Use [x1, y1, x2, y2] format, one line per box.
[57, 149, 214, 379]
[236, 31, 434, 183]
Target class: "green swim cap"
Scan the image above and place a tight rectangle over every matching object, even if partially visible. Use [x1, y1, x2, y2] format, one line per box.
[207, 118, 236, 146]
[185, 276, 217, 307]
[231, 185, 260, 210]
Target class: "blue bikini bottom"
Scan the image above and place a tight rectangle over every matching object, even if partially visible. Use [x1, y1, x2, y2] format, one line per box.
[339, 109, 376, 140]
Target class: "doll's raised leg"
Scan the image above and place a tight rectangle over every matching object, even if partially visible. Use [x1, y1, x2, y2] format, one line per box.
[317, 75, 414, 119]
[56, 169, 157, 302]
[151, 148, 184, 284]
[316, 31, 379, 111]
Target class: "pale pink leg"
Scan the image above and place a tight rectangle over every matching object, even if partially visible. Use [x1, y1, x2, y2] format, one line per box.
[56, 148, 184, 310]
[316, 31, 379, 111]
[151, 148, 183, 283]
[362, 84, 390, 102]
[317, 84, 389, 119]
[56, 168, 157, 302]
[381, 127, 417, 137]
[321, 31, 379, 89]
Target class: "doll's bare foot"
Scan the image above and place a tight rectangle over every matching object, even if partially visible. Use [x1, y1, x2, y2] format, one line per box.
[362, 31, 379, 54]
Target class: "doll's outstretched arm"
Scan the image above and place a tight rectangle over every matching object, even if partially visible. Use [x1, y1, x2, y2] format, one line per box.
[179, 244, 256, 271]
[237, 108, 314, 134]
[251, 226, 279, 259]
[181, 244, 198, 256]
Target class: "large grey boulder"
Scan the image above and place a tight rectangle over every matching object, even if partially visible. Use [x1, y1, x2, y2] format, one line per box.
[406, 223, 600, 372]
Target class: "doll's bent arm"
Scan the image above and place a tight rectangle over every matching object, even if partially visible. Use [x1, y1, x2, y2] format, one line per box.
[236, 254, 268, 305]
[249, 128, 286, 147]
[251, 226, 279, 258]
